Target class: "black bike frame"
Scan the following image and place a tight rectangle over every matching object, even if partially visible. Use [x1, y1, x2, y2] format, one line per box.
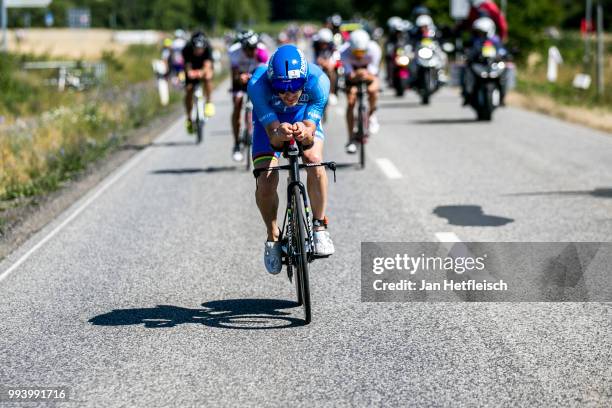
[253, 142, 336, 324]
[253, 145, 336, 255]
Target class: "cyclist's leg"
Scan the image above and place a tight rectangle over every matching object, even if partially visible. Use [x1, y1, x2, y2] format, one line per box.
[253, 120, 282, 242]
[204, 62, 214, 103]
[367, 76, 380, 117]
[325, 61, 337, 95]
[185, 82, 195, 122]
[303, 130, 327, 221]
[231, 90, 244, 146]
[345, 83, 358, 142]
[304, 128, 334, 255]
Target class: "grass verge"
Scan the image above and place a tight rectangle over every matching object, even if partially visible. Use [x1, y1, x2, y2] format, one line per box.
[0, 44, 226, 235]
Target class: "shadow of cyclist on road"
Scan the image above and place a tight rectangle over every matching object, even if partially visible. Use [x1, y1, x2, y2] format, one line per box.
[89, 299, 304, 330]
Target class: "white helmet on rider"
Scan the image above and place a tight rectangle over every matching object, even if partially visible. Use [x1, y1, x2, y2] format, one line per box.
[473, 17, 496, 37]
[387, 16, 403, 31]
[415, 15, 434, 29]
[317, 27, 333, 43]
[174, 29, 186, 40]
[349, 29, 370, 51]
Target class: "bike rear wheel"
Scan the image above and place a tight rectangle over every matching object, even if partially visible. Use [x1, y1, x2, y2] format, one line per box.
[196, 119, 204, 144]
[357, 103, 368, 169]
[291, 185, 311, 324]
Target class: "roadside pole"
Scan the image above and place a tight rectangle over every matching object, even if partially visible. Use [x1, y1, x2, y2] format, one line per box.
[1, 0, 7, 52]
[596, 1, 604, 96]
[585, 0, 593, 65]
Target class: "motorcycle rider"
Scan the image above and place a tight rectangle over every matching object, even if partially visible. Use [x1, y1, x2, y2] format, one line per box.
[460, 0, 508, 42]
[410, 5, 431, 25]
[341, 29, 382, 154]
[461, 17, 508, 106]
[384, 16, 406, 86]
[229, 30, 269, 162]
[410, 14, 437, 45]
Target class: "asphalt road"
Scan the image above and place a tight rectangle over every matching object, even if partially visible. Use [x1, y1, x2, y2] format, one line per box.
[0, 79, 611, 407]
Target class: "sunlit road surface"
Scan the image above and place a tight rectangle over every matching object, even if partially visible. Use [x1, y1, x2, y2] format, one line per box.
[1, 80, 611, 407]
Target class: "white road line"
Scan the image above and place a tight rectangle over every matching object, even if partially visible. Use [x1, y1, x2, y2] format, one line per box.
[0, 119, 181, 284]
[376, 158, 403, 179]
[435, 232, 461, 242]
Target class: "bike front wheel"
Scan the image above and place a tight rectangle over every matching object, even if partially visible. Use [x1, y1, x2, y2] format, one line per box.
[291, 185, 311, 324]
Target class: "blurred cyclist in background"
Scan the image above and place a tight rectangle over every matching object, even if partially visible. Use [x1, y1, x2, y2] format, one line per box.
[161, 38, 173, 77]
[247, 44, 334, 273]
[312, 27, 338, 105]
[341, 29, 381, 154]
[169, 29, 187, 82]
[182, 31, 215, 134]
[326, 14, 344, 48]
[229, 30, 269, 161]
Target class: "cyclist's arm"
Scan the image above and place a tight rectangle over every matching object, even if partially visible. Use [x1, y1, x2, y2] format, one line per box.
[340, 48, 353, 76]
[247, 67, 280, 127]
[292, 120, 317, 145]
[304, 70, 330, 127]
[265, 121, 294, 148]
[366, 43, 382, 76]
[203, 57, 213, 79]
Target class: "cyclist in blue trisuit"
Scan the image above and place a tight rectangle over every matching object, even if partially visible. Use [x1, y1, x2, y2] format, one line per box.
[247, 44, 335, 274]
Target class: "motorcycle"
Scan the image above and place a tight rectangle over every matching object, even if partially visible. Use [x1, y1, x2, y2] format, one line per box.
[411, 34, 445, 105]
[388, 43, 410, 97]
[465, 40, 507, 121]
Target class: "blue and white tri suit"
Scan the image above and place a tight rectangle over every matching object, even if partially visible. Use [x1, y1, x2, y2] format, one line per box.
[247, 62, 330, 164]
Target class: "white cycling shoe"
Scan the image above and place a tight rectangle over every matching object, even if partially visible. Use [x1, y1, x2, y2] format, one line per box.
[314, 230, 335, 256]
[328, 93, 338, 106]
[232, 145, 244, 162]
[264, 241, 283, 274]
[369, 114, 380, 134]
[345, 142, 358, 154]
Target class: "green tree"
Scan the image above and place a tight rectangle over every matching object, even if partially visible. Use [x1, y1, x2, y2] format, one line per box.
[152, 0, 194, 30]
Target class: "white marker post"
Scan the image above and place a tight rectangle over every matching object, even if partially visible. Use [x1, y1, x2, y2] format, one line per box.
[2, 0, 52, 52]
[596, 1, 604, 96]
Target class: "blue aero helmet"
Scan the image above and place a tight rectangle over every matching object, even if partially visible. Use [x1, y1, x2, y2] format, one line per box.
[267, 44, 308, 93]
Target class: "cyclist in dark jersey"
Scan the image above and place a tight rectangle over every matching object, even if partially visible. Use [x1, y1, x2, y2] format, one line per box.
[182, 31, 215, 134]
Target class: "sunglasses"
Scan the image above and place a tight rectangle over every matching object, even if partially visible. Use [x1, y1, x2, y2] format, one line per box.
[352, 49, 366, 58]
[272, 78, 306, 94]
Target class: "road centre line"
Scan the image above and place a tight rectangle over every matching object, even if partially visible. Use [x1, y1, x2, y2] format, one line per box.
[0, 119, 181, 284]
[375, 158, 403, 179]
[435, 232, 462, 243]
